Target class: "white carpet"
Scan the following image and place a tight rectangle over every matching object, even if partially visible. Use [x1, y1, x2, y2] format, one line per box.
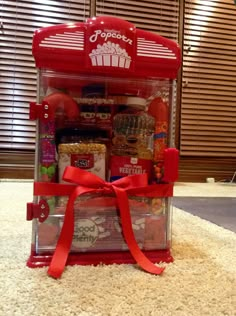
[0, 182, 236, 316]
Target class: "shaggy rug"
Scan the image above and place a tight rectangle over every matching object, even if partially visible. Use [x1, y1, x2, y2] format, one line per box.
[0, 182, 235, 316]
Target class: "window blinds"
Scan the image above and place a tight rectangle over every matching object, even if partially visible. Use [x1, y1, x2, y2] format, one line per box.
[180, 0, 236, 157]
[0, 0, 90, 151]
[96, 0, 179, 41]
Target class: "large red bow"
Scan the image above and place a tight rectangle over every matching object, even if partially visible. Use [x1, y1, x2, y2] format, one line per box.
[38, 167, 170, 278]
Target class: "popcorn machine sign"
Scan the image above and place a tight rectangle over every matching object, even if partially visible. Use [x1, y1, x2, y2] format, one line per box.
[87, 19, 135, 70]
[89, 29, 133, 45]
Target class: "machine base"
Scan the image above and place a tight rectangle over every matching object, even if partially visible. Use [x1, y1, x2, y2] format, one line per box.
[27, 249, 173, 269]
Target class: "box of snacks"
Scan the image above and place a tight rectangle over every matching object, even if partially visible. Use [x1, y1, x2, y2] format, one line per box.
[26, 16, 181, 278]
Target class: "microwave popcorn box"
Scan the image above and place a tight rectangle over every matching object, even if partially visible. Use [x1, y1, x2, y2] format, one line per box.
[58, 143, 107, 183]
[26, 16, 181, 273]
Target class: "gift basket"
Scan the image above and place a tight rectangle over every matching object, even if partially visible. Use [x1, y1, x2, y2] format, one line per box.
[26, 16, 181, 278]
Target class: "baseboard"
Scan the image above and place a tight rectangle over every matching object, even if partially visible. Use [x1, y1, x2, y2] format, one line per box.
[179, 156, 236, 182]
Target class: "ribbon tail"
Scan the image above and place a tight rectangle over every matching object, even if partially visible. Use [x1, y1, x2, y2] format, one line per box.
[113, 187, 165, 275]
[47, 189, 76, 278]
[47, 186, 93, 278]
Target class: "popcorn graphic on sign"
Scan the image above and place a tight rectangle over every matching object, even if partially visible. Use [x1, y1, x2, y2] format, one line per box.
[89, 41, 131, 69]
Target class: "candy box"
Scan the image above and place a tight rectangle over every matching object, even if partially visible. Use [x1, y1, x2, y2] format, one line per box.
[36, 194, 168, 254]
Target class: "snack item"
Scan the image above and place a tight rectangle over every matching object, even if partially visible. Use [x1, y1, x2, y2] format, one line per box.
[148, 97, 169, 183]
[110, 97, 155, 181]
[39, 120, 57, 182]
[55, 128, 110, 148]
[43, 92, 80, 123]
[78, 101, 113, 127]
[58, 142, 107, 182]
[144, 215, 167, 250]
[57, 213, 145, 252]
[38, 220, 60, 247]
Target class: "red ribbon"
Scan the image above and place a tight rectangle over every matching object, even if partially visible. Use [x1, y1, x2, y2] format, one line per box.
[35, 167, 173, 278]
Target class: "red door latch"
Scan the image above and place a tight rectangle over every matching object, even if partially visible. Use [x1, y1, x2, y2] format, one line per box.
[26, 199, 49, 222]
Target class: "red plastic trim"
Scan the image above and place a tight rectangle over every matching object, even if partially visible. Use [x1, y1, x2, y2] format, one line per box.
[26, 200, 49, 222]
[163, 148, 179, 182]
[32, 16, 181, 79]
[27, 248, 173, 269]
[29, 101, 53, 121]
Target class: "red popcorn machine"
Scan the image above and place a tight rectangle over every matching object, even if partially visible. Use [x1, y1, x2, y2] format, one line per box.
[26, 16, 181, 278]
